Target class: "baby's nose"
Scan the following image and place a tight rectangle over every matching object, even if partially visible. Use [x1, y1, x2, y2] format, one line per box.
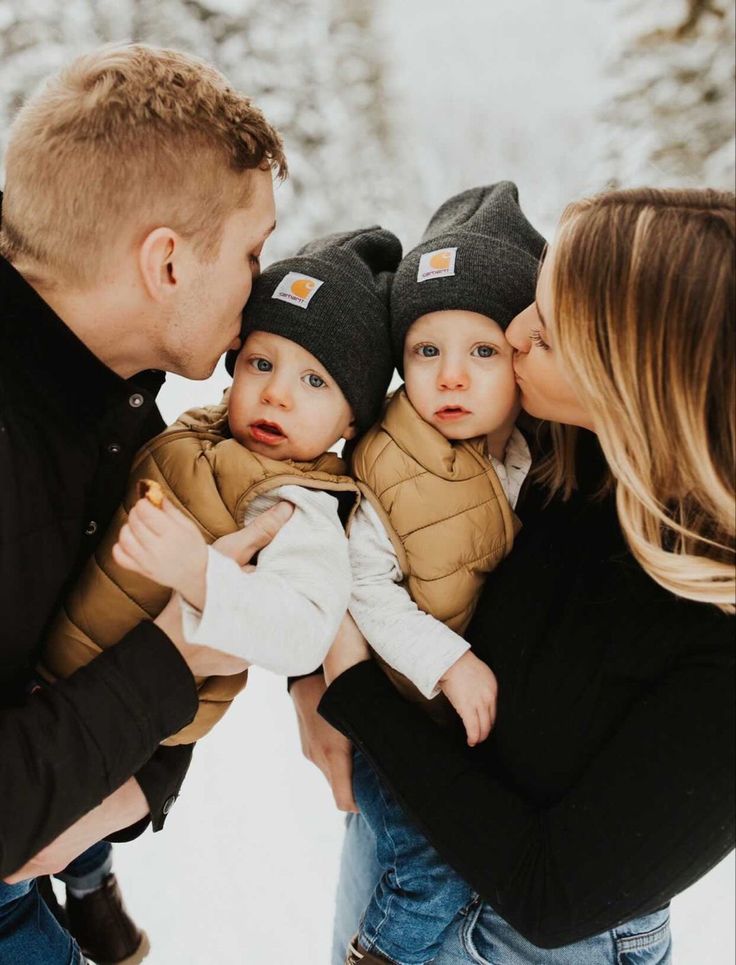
[261, 379, 292, 409]
[438, 365, 468, 390]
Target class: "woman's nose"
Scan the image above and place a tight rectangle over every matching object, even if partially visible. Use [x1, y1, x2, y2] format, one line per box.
[506, 306, 532, 353]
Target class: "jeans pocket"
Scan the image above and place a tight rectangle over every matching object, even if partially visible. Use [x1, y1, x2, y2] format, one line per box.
[614, 909, 672, 965]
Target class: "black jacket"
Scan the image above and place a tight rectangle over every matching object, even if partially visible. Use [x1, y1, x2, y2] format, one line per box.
[0, 251, 199, 879]
[320, 438, 735, 948]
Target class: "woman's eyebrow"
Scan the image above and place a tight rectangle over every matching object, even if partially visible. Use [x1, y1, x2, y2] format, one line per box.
[534, 298, 549, 329]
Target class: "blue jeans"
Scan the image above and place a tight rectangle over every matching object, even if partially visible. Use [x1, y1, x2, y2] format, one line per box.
[352, 750, 472, 963]
[333, 810, 672, 965]
[0, 840, 111, 964]
[0, 880, 83, 965]
[55, 840, 113, 895]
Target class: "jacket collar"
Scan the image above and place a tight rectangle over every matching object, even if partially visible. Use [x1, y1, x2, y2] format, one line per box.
[380, 386, 489, 480]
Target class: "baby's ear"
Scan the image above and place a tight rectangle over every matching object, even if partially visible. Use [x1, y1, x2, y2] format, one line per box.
[343, 418, 358, 441]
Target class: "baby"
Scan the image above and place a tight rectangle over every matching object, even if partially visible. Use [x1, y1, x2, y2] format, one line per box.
[345, 184, 546, 965]
[40, 227, 400, 745]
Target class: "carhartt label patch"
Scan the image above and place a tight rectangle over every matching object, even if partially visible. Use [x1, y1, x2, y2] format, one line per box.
[272, 272, 324, 308]
[417, 247, 458, 282]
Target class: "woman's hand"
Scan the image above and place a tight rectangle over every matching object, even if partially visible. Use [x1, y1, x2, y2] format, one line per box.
[290, 674, 358, 812]
[322, 612, 371, 686]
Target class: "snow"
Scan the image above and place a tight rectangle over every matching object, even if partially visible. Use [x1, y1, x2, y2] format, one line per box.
[3, 0, 734, 960]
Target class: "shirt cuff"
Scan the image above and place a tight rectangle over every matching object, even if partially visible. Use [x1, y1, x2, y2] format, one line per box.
[416, 638, 471, 699]
[133, 742, 195, 832]
[180, 548, 239, 647]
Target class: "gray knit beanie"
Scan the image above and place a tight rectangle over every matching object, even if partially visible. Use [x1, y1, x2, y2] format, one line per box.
[225, 226, 400, 432]
[391, 182, 546, 371]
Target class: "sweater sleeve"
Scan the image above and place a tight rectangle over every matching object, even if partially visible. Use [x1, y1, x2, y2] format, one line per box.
[349, 502, 469, 698]
[319, 635, 735, 949]
[0, 622, 198, 879]
[181, 486, 350, 676]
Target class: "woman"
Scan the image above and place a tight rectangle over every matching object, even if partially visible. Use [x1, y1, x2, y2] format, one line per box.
[313, 187, 735, 964]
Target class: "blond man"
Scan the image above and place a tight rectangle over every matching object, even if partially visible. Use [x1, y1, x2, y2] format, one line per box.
[0, 43, 287, 965]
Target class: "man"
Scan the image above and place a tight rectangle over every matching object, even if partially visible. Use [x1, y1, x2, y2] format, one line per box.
[0, 43, 287, 964]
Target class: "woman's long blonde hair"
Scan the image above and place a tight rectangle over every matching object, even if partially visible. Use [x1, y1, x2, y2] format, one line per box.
[548, 187, 735, 614]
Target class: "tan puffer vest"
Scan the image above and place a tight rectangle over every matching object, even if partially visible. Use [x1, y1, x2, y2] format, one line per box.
[40, 401, 359, 745]
[352, 387, 520, 715]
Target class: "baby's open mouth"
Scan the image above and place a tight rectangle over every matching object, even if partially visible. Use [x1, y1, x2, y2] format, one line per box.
[435, 405, 471, 421]
[250, 421, 287, 444]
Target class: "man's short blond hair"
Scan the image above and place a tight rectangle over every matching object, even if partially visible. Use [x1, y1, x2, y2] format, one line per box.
[0, 44, 287, 287]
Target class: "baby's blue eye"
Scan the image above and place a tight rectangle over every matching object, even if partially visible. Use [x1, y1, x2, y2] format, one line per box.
[417, 344, 439, 358]
[305, 373, 326, 388]
[472, 345, 496, 358]
[251, 357, 272, 372]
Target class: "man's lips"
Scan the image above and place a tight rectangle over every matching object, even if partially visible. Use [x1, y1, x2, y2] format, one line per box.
[435, 405, 471, 422]
[249, 420, 287, 445]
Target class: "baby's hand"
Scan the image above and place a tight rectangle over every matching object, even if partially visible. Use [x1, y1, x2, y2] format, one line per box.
[112, 497, 208, 610]
[439, 651, 498, 747]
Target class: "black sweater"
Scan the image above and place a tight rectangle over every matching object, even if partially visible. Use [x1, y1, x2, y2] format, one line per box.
[319, 441, 735, 948]
[0, 248, 198, 878]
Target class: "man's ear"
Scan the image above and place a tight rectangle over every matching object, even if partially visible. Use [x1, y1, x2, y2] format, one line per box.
[343, 419, 358, 441]
[138, 227, 180, 302]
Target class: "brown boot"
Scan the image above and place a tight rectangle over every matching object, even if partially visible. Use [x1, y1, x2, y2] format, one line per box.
[65, 874, 150, 965]
[346, 935, 395, 964]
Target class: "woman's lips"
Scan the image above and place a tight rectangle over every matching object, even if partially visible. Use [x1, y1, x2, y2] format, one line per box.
[249, 421, 287, 445]
[435, 406, 471, 422]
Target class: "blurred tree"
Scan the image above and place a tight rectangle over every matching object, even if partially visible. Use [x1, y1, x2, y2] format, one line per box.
[596, 0, 735, 189]
[0, 0, 406, 260]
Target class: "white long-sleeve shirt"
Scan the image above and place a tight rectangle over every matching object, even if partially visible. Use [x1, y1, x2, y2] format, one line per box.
[180, 485, 350, 676]
[349, 428, 531, 699]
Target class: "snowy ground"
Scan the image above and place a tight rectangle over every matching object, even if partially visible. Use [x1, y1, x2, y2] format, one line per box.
[52, 2, 735, 961]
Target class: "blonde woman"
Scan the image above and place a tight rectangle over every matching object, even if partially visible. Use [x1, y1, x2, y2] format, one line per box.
[301, 187, 735, 964]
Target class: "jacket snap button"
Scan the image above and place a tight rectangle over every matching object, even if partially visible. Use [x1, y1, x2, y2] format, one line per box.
[162, 795, 177, 815]
[128, 393, 144, 408]
[85, 520, 98, 536]
[107, 442, 122, 455]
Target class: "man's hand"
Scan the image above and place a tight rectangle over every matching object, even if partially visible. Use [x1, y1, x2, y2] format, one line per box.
[113, 497, 208, 609]
[4, 778, 148, 884]
[151, 500, 295, 678]
[439, 651, 498, 747]
[210, 499, 294, 566]
[291, 674, 358, 813]
[154, 593, 249, 677]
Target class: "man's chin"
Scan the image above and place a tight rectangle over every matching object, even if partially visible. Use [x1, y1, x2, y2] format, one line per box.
[177, 358, 219, 381]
